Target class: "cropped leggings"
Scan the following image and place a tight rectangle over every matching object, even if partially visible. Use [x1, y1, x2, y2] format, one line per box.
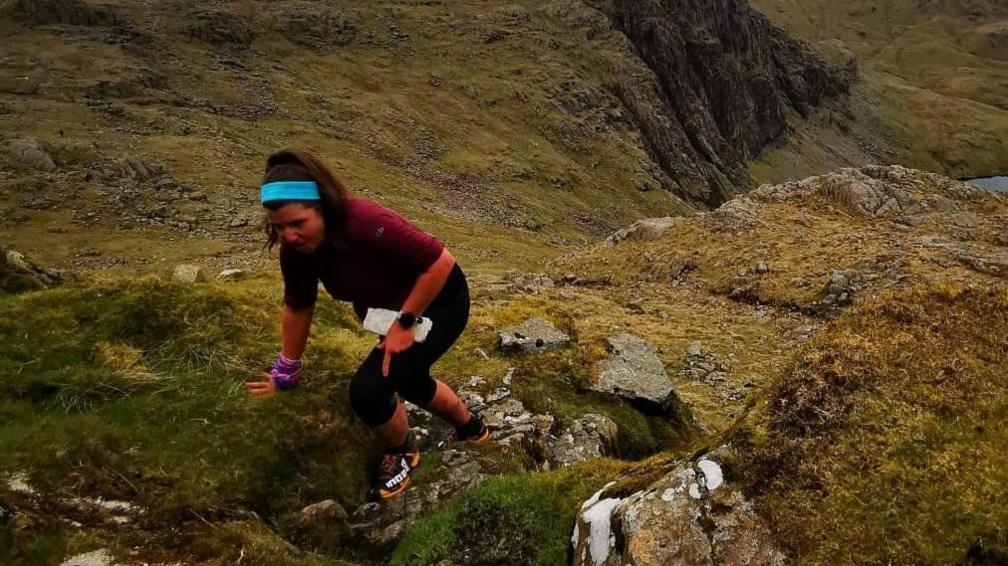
[348, 264, 470, 427]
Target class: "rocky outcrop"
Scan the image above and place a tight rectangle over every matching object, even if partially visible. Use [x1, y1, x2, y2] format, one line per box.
[187, 10, 255, 48]
[572, 447, 785, 565]
[564, 166, 1008, 312]
[606, 216, 678, 244]
[748, 164, 989, 217]
[597, 0, 853, 207]
[14, 0, 120, 27]
[343, 377, 622, 551]
[264, 3, 356, 52]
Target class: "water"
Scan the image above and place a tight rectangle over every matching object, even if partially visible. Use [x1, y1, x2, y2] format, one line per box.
[964, 176, 1008, 192]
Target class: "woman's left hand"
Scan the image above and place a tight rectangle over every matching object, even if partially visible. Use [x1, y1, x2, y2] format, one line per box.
[378, 321, 415, 377]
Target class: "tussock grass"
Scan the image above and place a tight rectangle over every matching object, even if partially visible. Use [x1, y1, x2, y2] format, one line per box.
[0, 275, 374, 562]
[731, 282, 1008, 563]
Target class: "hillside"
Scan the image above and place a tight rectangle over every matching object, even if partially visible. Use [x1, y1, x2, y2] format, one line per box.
[4, 165, 1006, 564]
[3, 0, 1008, 564]
[750, 0, 1008, 182]
[0, 0, 857, 280]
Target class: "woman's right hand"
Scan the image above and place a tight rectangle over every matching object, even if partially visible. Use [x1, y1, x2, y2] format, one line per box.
[245, 371, 278, 397]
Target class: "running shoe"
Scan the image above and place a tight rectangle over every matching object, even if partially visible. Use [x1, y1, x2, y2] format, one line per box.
[376, 450, 421, 500]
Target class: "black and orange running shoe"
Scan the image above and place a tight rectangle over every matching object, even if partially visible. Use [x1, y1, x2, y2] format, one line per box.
[376, 450, 421, 500]
[456, 414, 490, 445]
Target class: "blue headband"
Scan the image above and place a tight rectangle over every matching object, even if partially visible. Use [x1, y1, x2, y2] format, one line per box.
[260, 181, 321, 204]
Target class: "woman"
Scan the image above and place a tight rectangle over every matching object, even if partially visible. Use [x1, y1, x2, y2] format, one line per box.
[244, 148, 489, 500]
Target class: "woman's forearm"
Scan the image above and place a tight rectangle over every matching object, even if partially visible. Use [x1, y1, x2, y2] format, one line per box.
[281, 304, 314, 359]
[401, 248, 455, 317]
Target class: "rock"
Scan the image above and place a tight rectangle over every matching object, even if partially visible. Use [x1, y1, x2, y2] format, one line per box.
[572, 448, 785, 565]
[498, 318, 570, 353]
[816, 269, 862, 309]
[188, 10, 254, 48]
[15, 0, 120, 26]
[592, 333, 675, 406]
[550, 414, 618, 467]
[172, 264, 206, 284]
[294, 498, 350, 549]
[606, 217, 677, 244]
[1, 246, 66, 293]
[607, 0, 851, 207]
[217, 268, 246, 280]
[919, 236, 1008, 276]
[702, 197, 762, 231]
[58, 549, 116, 566]
[951, 211, 978, 229]
[5, 137, 56, 171]
[749, 165, 987, 218]
[268, 3, 355, 51]
[301, 499, 348, 523]
[118, 156, 165, 181]
[683, 342, 729, 384]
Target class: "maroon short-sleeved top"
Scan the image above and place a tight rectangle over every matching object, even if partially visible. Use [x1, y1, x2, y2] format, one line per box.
[280, 197, 445, 312]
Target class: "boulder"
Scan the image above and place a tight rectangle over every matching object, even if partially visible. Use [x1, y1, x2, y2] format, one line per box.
[591, 333, 675, 406]
[572, 448, 785, 565]
[217, 268, 246, 281]
[187, 10, 254, 48]
[1, 246, 66, 293]
[498, 317, 570, 353]
[606, 217, 677, 244]
[550, 414, 618, 467]
[172, 264, 206, 284]
[4, 137, 56, 171]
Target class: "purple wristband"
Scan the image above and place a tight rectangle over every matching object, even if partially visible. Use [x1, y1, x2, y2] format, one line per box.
[271, 353, 303, 390]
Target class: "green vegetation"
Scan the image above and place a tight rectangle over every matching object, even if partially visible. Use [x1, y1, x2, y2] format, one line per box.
[391, 459, 628, 566]
[0, 271, 698, 562]
[732, 283, 1008, 563]
[0, 274, 375, 562]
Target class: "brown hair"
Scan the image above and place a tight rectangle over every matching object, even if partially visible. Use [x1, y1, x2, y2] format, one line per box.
[261, 148, 350, 251]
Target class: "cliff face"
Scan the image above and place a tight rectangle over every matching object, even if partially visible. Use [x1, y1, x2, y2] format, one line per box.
[594, 0, 854, 206]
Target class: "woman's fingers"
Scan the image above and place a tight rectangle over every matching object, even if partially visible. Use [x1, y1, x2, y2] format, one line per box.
[245, 373, 276, 396]
[382, 348, 391, 378]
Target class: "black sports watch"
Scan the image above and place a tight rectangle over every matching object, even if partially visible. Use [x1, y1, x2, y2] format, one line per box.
[396, 311, 417, 328]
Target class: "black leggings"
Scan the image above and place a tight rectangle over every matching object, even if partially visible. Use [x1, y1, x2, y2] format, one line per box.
[348, 264, 470, 427]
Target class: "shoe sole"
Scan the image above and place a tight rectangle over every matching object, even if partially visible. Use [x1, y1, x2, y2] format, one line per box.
[378, 452, 422, 500]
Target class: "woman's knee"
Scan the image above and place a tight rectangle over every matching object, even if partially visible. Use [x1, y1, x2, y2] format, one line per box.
[390, 363, 437, 407]
[349, 355, 397, 427]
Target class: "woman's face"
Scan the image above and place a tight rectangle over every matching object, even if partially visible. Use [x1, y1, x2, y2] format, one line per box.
[266, 203, 325, 253]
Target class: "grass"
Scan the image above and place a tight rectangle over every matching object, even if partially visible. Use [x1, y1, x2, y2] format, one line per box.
[0, 268, 699, 563]
[0, 274, 376, 563]
[390, 458, 629, 566]
[730, 282, 1008, 563]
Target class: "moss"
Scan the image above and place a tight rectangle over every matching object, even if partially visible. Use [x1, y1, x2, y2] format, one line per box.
[391, 459, 628, 566]
[732, 283, 1008, 563]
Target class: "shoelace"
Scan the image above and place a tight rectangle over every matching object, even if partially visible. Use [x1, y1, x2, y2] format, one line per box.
[379, 453, 401, 478]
